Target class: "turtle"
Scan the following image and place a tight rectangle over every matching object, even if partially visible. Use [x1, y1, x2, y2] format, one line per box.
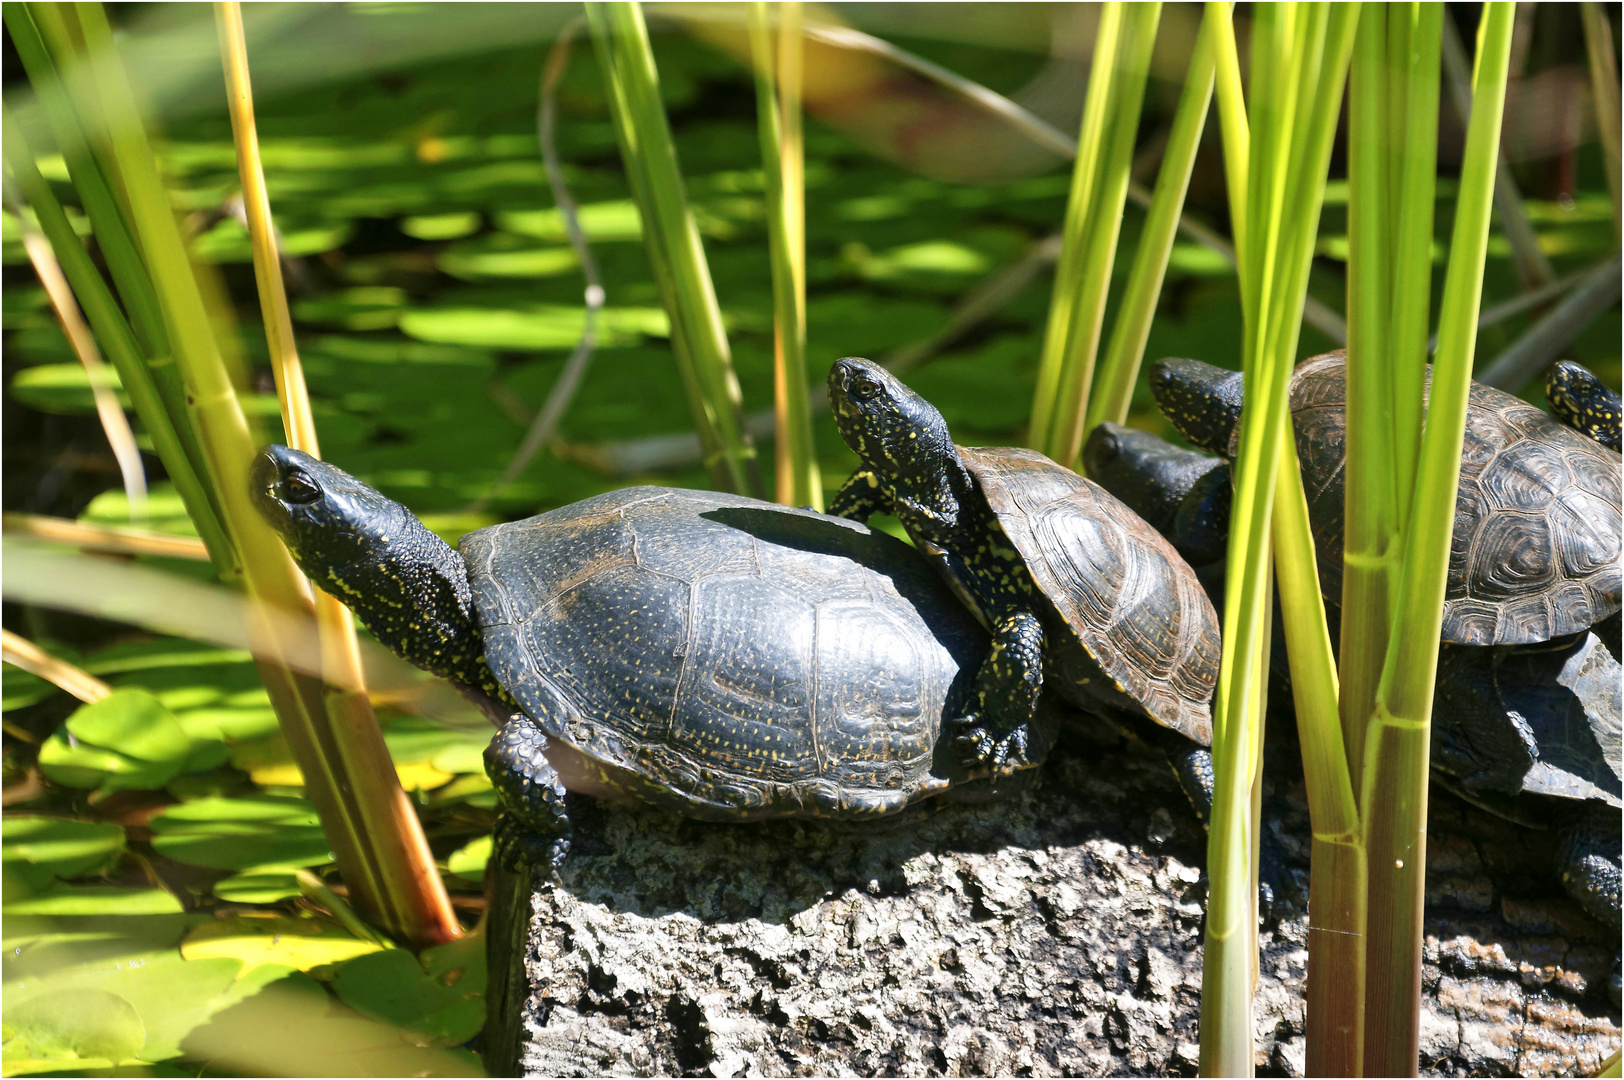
[824, 357, 1223, 821]
[1080, 354, 1623, 939]
[1149, 351, 1622, 648]
[251, 445, 1016, 869]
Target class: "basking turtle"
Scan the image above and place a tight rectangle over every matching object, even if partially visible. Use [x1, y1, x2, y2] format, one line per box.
[826, 357, 1222, 818]
[252, 446, 1008, 868]
[1082, 358, 1623, 936]
[1151, 352, 1621, 647]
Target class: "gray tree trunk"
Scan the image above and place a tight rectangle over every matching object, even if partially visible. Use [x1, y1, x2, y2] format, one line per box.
[484, 724, 1620, 1077]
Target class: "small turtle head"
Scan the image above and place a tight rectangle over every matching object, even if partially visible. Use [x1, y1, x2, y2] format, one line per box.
[1546, 361, 1622, 452]
[1149, 358, 1246, 456]
[828, 357, 956, 481]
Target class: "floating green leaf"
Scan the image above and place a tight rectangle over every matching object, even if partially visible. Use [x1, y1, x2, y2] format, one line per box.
[400, 304, 667, 350]
[180, 916, 385, 970]
[8, 362, 127, 415]
[211, 866, 305, 904]
[2, 817, 126, 881]
[2, 988, 144, 1066]
[3, 885, 183, 916]
[331, 946, 484, 1045]
[148, 794, 332, 871]
[446, 835, 491, 882]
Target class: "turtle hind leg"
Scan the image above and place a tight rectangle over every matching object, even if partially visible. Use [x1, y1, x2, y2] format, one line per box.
[1556, 801, 1622, 930]
[486, 716, 573, 872]
[952, 609, 1044, 773]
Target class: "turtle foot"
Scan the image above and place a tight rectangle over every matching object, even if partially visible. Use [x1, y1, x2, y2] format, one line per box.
[493, 812, 571, 874]
[950, 714, 1031, 774]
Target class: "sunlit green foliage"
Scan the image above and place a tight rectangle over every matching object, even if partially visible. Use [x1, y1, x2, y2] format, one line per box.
[2, 5, 1618, 1076]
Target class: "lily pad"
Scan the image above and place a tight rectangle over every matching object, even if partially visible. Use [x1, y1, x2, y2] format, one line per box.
[211, 866, 305, 904]
[2, 988, 144, 1066]
[36, 690, 191, 793]
[8, 363, 126, 415]
[2, 817, 126, 880]
[3, 886, 184, 916]
[331, 946, 483, 1045]
[399, 304, 667, 351]
[147, 794, 332, 871]
[181, 915, 385, 970]
[446, 835, 491, 882]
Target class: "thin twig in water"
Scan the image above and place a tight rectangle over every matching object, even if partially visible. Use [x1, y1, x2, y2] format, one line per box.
[1474, 257, 1622, 390]
[1440, 11, 1554, 291]
[467, 16, 602, 513]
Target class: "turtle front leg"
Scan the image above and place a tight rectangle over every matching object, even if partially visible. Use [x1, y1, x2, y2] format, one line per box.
[827, 470, 892, 523]
[953, 608, 1044, 773]
[486, 716, 572, 872]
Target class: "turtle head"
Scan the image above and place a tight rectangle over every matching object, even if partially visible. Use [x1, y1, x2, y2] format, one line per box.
[1546, 361, 1622, 452]
[828, 357, 959, 488]
[1083, 422, 1222, 536]
[252, 446, 498, 698]
[1149, 358, 1245, 456]
[1083, 423, 1231, 567]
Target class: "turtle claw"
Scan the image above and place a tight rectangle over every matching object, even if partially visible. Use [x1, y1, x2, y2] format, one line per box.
[950, 715, 1031, 774]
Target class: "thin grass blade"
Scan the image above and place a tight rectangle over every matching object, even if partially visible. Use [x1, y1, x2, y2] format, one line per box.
[1086, 8, 1214, 434]
[215, 0, 460, 946]
[750, 1, 819, 508]
[585, 1, 762, 496]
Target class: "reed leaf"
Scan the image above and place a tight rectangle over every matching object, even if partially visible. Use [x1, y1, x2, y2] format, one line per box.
[1580, 3, 1621, 245]
[585, 1, 762, 496]
[1030, 3, 1161, 468]
[1085, 9, 1215, 434]
[1361, 6, 1515, 1073]
[215, 0, 461, 946]
[749, 1, 819, 509]
[1200, 7, 1358, 1075]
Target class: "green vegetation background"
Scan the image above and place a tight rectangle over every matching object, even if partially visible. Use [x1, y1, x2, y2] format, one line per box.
[1, 11, 1617, 1076]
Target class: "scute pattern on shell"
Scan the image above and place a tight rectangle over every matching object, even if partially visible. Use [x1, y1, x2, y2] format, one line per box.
[458, 487, 985, 821]
[958, 446, 1221, 745]
[1273, 354, 1622, 648]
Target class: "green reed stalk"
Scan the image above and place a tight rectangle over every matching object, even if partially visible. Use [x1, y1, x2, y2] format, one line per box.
[1085, 9, 1215, 433]
[1030, 3, 1160, 468]
[586, 1, 762, 497]
[749, 1, 819, 509]
[1361, 6, 1514, 1072]
[216, 0, 460, 946]
[1200, 7, 1358, 1075]
[0, 109, 230, 563]
[1029, 2, 1124, 456]
[1340, 4, 1399, 798]
[11, 0, 459, 945]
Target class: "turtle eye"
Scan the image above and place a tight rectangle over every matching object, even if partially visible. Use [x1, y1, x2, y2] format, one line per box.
[280, 470, 322, 505]
[849, 376, 882, 402]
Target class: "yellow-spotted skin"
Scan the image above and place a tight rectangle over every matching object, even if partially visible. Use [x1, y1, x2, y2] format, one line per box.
[1547, 360, 1622, 453]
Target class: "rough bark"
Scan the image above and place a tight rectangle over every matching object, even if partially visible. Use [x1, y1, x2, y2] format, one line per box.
[484, 721, 1620, 1077]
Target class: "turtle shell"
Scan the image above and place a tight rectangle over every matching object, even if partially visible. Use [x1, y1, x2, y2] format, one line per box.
[1265, 353, 1622, 647]
[957, 445, 1220, 745]
[458, 487, 987, 822]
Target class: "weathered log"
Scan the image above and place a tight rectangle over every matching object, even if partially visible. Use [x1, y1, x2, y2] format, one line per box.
[484, 722, 1620, 1077]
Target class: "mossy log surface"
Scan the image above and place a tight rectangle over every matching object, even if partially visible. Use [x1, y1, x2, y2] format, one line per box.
[484, 723, 1620, 1077]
